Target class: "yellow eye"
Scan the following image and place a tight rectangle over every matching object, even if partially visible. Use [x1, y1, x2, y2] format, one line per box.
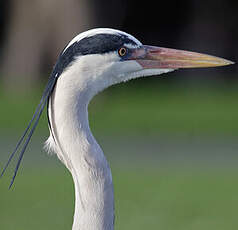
[118, 47, 127, 57]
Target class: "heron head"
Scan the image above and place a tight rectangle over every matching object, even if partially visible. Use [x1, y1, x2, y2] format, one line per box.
[55, 28, 233, 95]
[2, 28, 234, 189]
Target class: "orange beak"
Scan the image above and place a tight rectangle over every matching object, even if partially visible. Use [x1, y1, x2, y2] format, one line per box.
[131, 45, 234, 69]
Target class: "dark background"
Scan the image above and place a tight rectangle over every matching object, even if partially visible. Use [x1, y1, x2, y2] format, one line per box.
[0, 0, 237, 88]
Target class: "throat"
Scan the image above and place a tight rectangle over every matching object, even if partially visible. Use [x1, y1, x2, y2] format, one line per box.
[47, 80, 114, 230]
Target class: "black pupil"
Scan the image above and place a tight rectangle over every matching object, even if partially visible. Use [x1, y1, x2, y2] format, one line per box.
[120, 48, 126, 56]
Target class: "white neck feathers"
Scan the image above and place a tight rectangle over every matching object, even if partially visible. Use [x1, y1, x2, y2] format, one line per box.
[46, 59, 115, 230]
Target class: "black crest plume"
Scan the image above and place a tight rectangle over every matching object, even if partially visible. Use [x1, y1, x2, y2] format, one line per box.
[0, 32, 89, 189]
[0, 74, 57, 189]
[0, 45, 71, 188]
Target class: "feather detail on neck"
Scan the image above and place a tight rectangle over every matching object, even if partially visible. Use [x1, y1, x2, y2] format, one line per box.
[46, 60, 115, 230]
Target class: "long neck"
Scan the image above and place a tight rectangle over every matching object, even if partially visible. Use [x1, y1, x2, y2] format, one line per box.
[48, 74, 114, 230]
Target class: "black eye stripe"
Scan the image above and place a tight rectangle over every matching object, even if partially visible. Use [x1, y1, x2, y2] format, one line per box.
[72, 34, 138, 55]
[55, 33, 138, 76]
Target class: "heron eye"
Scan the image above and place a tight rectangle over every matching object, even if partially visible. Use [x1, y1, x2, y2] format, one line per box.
[118, 47, 127, 57]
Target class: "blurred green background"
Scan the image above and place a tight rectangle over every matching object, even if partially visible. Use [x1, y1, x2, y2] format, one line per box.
[0, 0, 238, 229]
[1, 79, 238, 230]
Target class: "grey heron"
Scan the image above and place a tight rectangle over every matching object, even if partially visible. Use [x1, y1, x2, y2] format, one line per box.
[1, 28, 233, 230]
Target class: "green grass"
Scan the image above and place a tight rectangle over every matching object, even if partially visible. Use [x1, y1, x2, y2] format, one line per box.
[1, 80, 238, 136]
[90, 82, 238, 136]
[1, 79, 238, 229]
[1, 167, 238, 230]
